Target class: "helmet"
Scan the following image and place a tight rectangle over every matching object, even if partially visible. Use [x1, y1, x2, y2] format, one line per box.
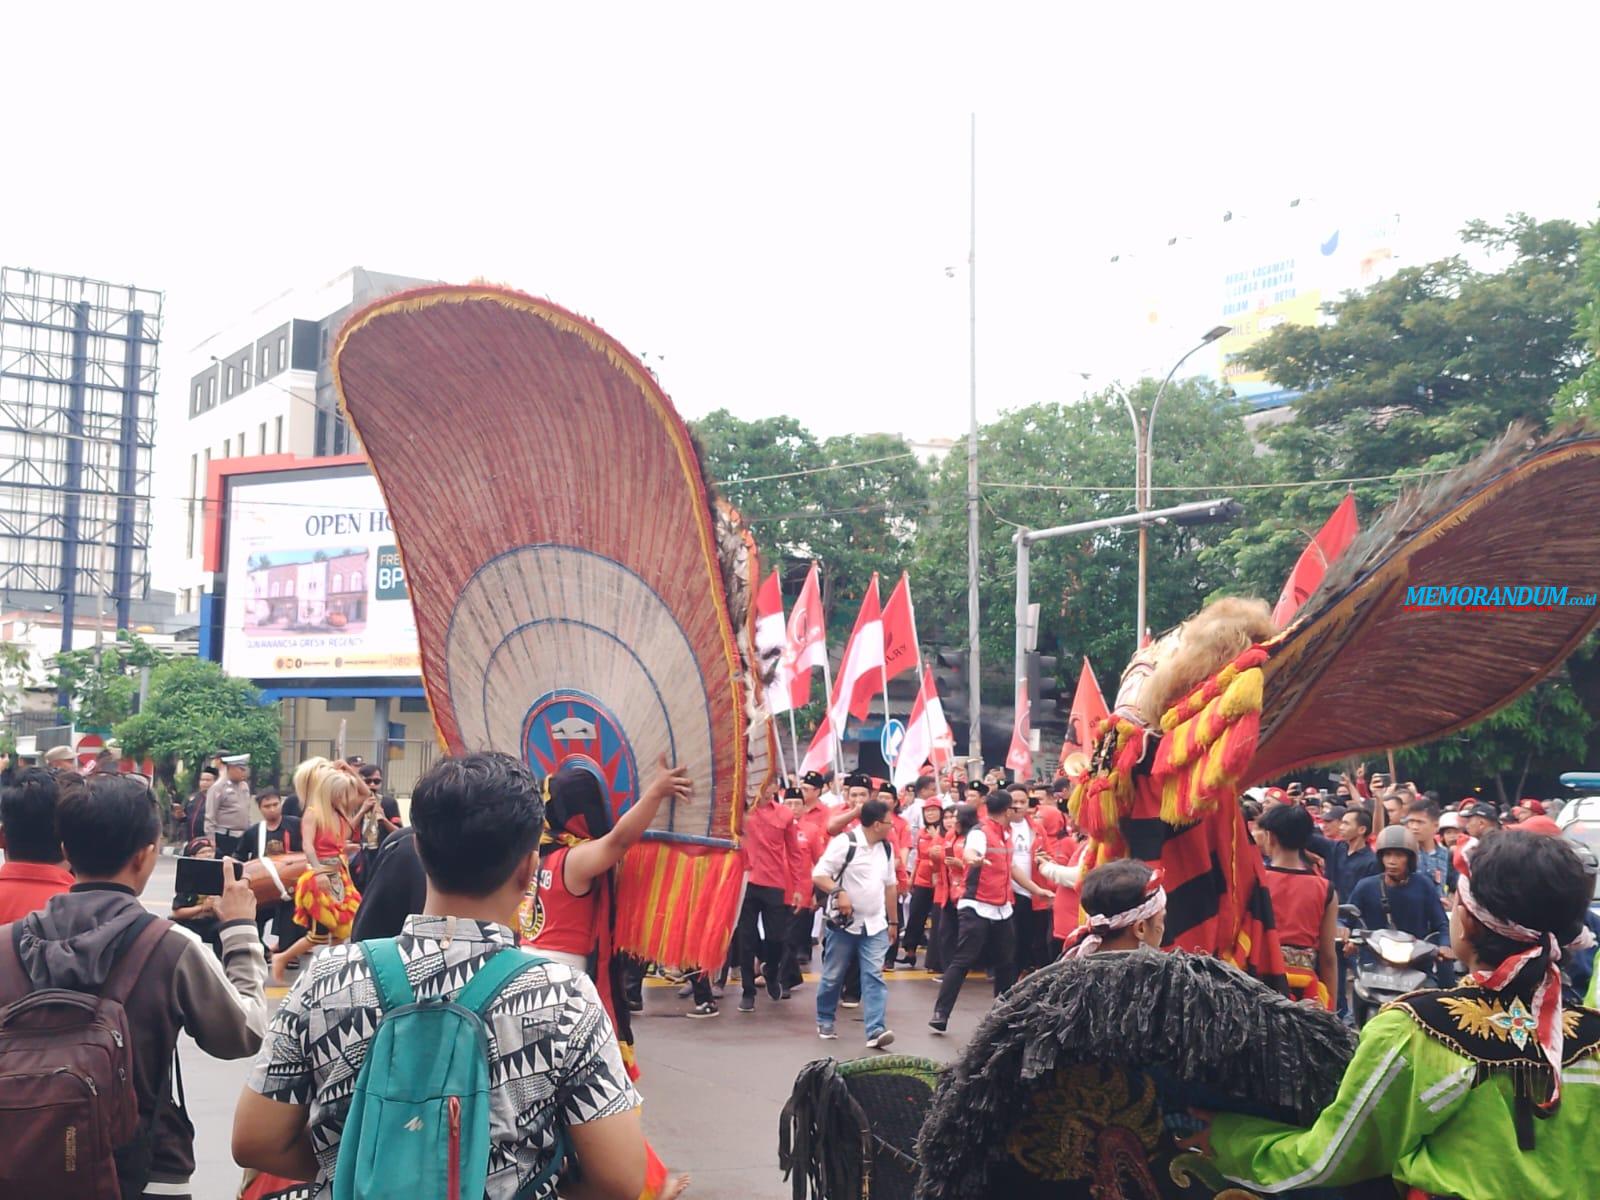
[1374, 825, 1419, 867]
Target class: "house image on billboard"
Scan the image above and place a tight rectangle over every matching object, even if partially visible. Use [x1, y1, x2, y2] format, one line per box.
[246, 548, 369, 632]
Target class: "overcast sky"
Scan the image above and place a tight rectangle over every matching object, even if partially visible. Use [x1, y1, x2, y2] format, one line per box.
[6, 3, 1598, 459]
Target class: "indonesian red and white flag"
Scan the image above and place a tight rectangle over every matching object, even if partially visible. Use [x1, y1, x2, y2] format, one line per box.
[784, 562, 828, 711]
[880, 572, 920, 683]
[1064, 657, 1110, 759]
[827, 575, 885, 737]
[800, 719, 836, 775]
[1006, 681, 1033, 775]
[892, 669, 955, 789]
[755, 569, 792, 715]
[1272, 492, 1359, 628]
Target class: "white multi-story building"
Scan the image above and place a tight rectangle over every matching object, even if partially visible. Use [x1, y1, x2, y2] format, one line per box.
[161, 267, 428, 619]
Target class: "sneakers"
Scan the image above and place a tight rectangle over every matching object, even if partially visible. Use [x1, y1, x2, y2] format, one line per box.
[817, 1024, 838, 1040]
[883, 958, 896, 973]
[928, 1015, 948, 1034]
[866, 1029, 896, 1050]
[765, 968, 782, 1001]
[625, 996, 644, 1013]
[930, 974, 944, 983]
[840, 997, 860, 1009]
[898, 953, 917, 968]
[780, 986, 793, 1000]
[737, 995, 756, 1013]
[687, 1002, 720, 1019]
[678, 982, 724, 1000]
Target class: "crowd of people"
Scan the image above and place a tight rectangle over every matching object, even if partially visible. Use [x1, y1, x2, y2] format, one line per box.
[2, 743, 1598, 1199]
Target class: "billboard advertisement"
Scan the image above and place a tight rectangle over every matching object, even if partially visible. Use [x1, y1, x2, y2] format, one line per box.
[1092, 201, 1402, 402]
[1215, 209, 1400, 394]
[221, 464, 420, 679]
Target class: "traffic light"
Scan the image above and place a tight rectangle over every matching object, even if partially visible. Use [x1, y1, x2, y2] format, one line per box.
[932, 648, 968, 732]
[1171, 499, 1244, 527]
[1024, 652, 1062, 714]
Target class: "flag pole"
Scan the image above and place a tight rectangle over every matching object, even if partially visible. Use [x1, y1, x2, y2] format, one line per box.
[787, 709, 802, 779]
[770, 707, 789, 784]
[875, 573, 894, 773]
[818, 562, 844, 777]
[904, 573, 940, 763]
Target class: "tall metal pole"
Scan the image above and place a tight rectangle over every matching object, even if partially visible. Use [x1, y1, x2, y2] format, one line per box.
[1133, 328, 1229, 647]
[1118, 390, 1148, 650]
[1013, 531, 1030, 718]
[965, 113, 982, 767]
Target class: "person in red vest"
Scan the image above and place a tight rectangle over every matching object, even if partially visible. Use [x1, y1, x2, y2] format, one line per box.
[732, 781, 804, 1012]
[781, 775, 862, 993]
[0, 768, 75, 922]
[929, 791, 1018, 1033]
[1253, 802, 1337, 1008]
[933, 805, 965, 980]
[523, 755, 692, 1034]
[899, 794, 949, 970]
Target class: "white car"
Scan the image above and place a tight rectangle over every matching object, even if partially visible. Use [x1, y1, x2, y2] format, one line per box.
[1556, 778, 1600, 903]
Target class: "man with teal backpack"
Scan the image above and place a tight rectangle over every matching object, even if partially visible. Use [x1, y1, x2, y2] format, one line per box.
[233, 753, 651, 1200]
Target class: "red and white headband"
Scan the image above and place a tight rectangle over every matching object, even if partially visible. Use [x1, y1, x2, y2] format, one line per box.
[1061, 868, 1166, 959]
[1456, 874, 1595, 1108]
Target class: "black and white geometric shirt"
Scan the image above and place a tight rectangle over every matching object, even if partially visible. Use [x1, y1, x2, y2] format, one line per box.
[246, 915, 641, 1199]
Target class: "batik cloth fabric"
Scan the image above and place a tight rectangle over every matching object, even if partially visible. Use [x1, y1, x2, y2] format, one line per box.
[1210, 989, 1600, 1199]
[246, 915, 640, 1200]
[290, 859, 361, 941]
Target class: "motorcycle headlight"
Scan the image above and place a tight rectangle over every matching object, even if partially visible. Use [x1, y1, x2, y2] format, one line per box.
[1373, 933, 1413, 966]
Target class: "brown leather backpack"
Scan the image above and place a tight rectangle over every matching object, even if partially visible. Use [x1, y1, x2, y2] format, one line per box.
[0, 916, 171, 1200]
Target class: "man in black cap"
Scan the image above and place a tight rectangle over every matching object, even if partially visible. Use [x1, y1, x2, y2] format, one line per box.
[781, 774, 860, 992]
[1462, 801, 1502, 842]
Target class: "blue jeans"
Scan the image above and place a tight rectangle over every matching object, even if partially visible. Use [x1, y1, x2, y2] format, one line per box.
[815, 925, 889, 1038]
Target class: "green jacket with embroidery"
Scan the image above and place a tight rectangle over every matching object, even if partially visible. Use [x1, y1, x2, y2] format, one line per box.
[1211, 990, 1600, 1199]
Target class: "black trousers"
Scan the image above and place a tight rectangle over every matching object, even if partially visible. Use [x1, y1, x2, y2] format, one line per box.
[936, 901, 960, 971]
[933, 907, 1016, 1018]
[1010, 901, 1041, 973]
[782, 907, 814, 986]
[738, 884, 790, 998]
[901, 886, 940, 968]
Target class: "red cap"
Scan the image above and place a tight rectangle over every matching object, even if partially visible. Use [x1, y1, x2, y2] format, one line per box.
[1509, 815, 1561, 838]
[1264, 787, 1288, 805]
[1520, 798, 1546, 816]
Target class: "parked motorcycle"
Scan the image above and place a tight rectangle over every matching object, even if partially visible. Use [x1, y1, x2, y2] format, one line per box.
[1339, 903, 1442, 1027]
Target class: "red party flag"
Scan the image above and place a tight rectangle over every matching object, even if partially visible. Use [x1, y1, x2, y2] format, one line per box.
[755, 569, 792, 715]
[784, 562, 828, 710]
[1272, 492, 1359, 628]
[880, 572, 920, 683]
[1006, 681, 1033, 775]
[1064, 657, 1110, 759]
[827, 575, 885, 736]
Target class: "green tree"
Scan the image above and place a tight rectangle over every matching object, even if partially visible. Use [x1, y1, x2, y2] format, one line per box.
[115, 657, 281, 790]
[692, 411, 931, 638]
[1555, 213, 1600, 419]
[1241, 215, 1590, 481]
[1395, 673, 1592, 803]
[48, 630, 165, 730]
[915, 378, 1266, 706]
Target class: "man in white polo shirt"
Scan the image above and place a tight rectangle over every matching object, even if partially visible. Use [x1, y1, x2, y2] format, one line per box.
[812, 797, 898, 1050]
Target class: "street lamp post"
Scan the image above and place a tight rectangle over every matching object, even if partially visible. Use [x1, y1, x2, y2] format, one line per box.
[1126, 326, 1231, 644]
[1012, 497, 1242, 707]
